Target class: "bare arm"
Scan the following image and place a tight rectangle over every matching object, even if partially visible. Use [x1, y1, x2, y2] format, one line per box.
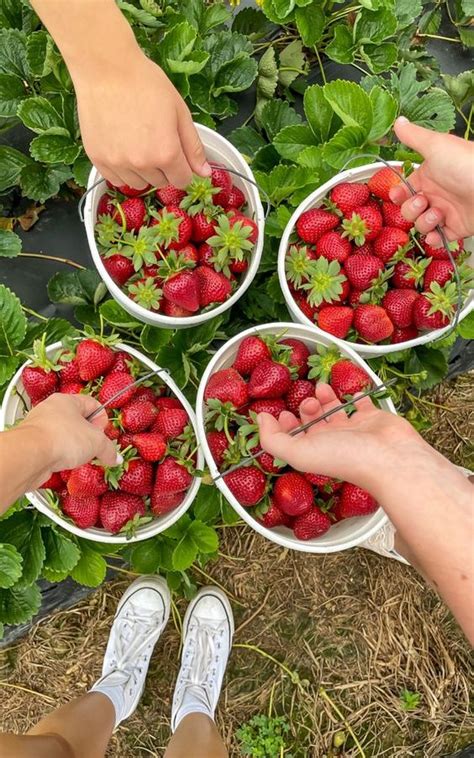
[30, 0, 210, 189]
[0, 394, 118, 514]
[258, 386, 474, 643]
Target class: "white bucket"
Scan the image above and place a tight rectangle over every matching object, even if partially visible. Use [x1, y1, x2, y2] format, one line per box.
[196, 322, 395, 553]
[278, 162, 474, 358]
[83, 124, 265, 328]
[0, 342, 203, 544]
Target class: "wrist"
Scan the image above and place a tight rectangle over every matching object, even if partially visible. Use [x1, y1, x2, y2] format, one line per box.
[4, 424, 53, 491]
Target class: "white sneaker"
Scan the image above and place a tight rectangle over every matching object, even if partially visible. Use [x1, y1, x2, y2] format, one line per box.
[171, 586, 234, 733]
[90, 575, 170, 726]
[360, 520, 409, 564]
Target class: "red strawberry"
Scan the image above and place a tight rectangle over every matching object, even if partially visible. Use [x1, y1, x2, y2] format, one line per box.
[229, 257, 248, 274]
[331, 277, 351, 305]
[120, 433, 135, 448]
[273, 472, 313, 516]
[233, 336, 271, 375]
[142, 264, 161, 278]
[162, 299, 193, 318]
[249, 359, 291, 399]
[296, 208, 339, 244]
[156, 185, 186, 206]
[258, 497, 291, 528]
[353, 241, 373, 256]
[373, 227, 410, 263]
[249, 398, 286, 418]
[192, 212, 217, 242]
[339, 483, 378, 517]
[279, 338, 310, 379]
[98, 372, 136, 409]
[211, 164, 232, 192]
[229, 212, 258, 245]
[285, 379, 315, 415]
[317, 231, 352, 263]
[76, 339, 116, 381]
[121, 399, 158, 433]
[97, 193, 114, 217]
[198, 242, 215, 267]
[58, 354, 80, 383]
[423, 260, 455, 290]
[106, 180, 151, 197]
[113, 197, 146, 231]
[110, 351, 134, 374]
[130, 432, 167, 462]
[329, 182, 370, 217]
[344, 255, 383, 290]
[100, 492, 145, 533]
[348, 290, 363, 307]
[132, 387, 158, 405]
[318, 305, 353, 339]
[367, 166, 402, 201]
[151, 205, 192, 250]
[119, 459, 153, 496]
[152, 408, 188, 440]
[151, 489, 183, 515]
[102, 254, 135, 286]
[60, 469, 72, 483]
[420, 236, 463, 261]
[104, 420, 121, 440]
[40, 472, 64, 490]
[392, 260, 418, 289]
[179, 243, 199, 265]
[60, 381, 84, 395]
[342, 205, 383, 244]
[381, 201, 413, 232]
[353, 304, 394, 343]
[391, 325, 418, 343]
[413, 294, 450, 330]
[294, 293, 319, 322]
[62, 493, 100, 529]
[196, 266, 232, 307]
[293, 508, 331, 540]
[155, 396, 183, 411]
[382, 289, 418, 328]
[224, 466, 266, 506]
[304, 473, 342, 492]
[67, 463, 108, 497]
[204, 368, 248, 407]
[225, 185, 245, 211]
[330, 359, 371, 400]
[154, 457, 192, 492]
[207, 430, 231, 467]
[258, 450, 282, 475]
[163, 270, 200, 312]
[22, 366, 58, 404]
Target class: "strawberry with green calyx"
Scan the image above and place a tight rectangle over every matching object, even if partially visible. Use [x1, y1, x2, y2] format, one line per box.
[130, 431, 167, 461]
[206, 430, 232, 468]
[381, 201, 414, 232]
[116, 226, 161, 272]
[294, 293, 319, 322]
[207, 214, 254, 276]
[339, 483, 378, 518]
[119, 398, 158, 433]
[58, 351, 80, 382]
[75, 335, 120, 381]
[317, 231, 352, 264]
[293, 508, 332, 540]
[196, 266, 232, 308]
[256, 497, 292, 529]
[249, 359, 292, 399]
[180, 176, 220, 215]
[224, 465, 267, 506]
[152, 408, 189, 440]
[192, 211, 219, 242]
[97, 193, 115, 218]
[249, 398, 286, 419]
[286, 245, 315, 289]
[67, 463, 108, 497]
[424, 259, 473, 293]
[302, 258, 347, 308]
[373, 228, 410, 263]
[296, 208, 339, 244]
[204, 398, 247, 438]
[353, 304, 394, 343]
[112, 197, 147, 232]
[229, 212, 258, 244]
[154, 456, 193, 493]
[102, 254, 135, 286]
[149, 205, 192, 250]
[391, 257, 430, 289]
[273, 472, 314, 516]
[359, 267, 394, 304]
[225, 185, 246, 211]
[307, 344, 341, 383]
[279, 338, 310, 379]
[285, 379, 315, 415]
[413, 281, 457, 330]
[329, 359, 371, 400]
[100, 492, 147, 534]
[162, 268, 200, 314]
[127, 277, 163, 311]
[98, 372, 137, 408]
[367, 166, 403, 201]
[341, 205, 382, 245]
[22, 336, 61, 404]
[211, 164, 232, 194]
[118, 458, 154, 496]
[420, 236, 464, 261]
[382, 289, 419, 328]
[156, 185, 186, 207]
[62, 493, 101, 529]
[328, 181, 370, 217]
[343, 254, 383, 291]
[233, 335, 272, 376]
[317, 305, 353, 339]
[204, 368, 248, 408]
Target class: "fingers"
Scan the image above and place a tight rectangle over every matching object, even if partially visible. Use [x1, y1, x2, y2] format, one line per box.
[278, 411, 300, 433]
[257, 412, 294, 460]
[94, 431, 121, 468]
[426, 225, 459, 247]
[397, 193, 429, 222]
[70, 394, 108, 430]
[414, 207, 444, 236]
[393, 116, 440, 158]
[178, 109, 211, 178]
[137, 168, 168, 190]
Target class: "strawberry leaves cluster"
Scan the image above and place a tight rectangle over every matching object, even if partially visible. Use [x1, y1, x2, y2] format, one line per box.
[94, 165, 258, 318]
[204, 332, 380, 542]
[285, 166, 473, 345]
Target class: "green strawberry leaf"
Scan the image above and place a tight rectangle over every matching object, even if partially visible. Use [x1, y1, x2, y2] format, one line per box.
[295, 2, 325, 47]
[17, 96, 65, 133]
[71, 540, 107, 587]
[367, 86, 398, 141]
[457, 311, 474, 339]
[0, 544, 23, 589]
[0, 511, 45, 587]
[0, 583, 41, 626]
[30, 129, 81, 164]
[323, 125, 378, 170]
[0, 284, 27, 352]
[278, 39, 306, 88]
[304, 84, 335, 143]
[99, 299, 142, 328]
[0, 145, 32, 192]
[0, 73, 27, 117]
[41, 528, 81, 574]
[325, 25, 354, 65]
[323, 80, 373, 136]
[273, 124, 316, 161]
[172, 532, 198, 571]
[130, 538, 165, 574]
[0, 229, 21, 258]
[259, 98, 302, 141]
[20, 163, 73, 203]
[354, 8, 397, 45]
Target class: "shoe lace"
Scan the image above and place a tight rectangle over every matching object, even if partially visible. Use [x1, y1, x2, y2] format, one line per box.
[106, 608, 164, 696]
[177, 621, 225, 708]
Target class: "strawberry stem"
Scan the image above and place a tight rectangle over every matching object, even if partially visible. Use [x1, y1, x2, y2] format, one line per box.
[19, 252, 85, 270]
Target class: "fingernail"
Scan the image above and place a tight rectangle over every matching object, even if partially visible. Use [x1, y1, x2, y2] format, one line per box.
[426, 210, 438, 223]
[396, 116, 409, 125]
[412, 195, 425, 209]
[302, 398, 317, 410]
[256, 413, 264, 423]
[115, 452, 123, 465]
[201, 161, 212, 176]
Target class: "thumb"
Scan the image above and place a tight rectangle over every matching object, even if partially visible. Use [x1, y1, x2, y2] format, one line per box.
[178, 109, 211, 177]
[394, 116, 440, 158]
[257, 412, 289, 459]
[95, 433, 122, 468]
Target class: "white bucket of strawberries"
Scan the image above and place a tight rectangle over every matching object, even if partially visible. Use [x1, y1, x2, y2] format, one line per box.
[196, 323, 395, 553]
[82, 124, 265, 328]
[278, 162, 474, 357]
[0, 338, 203, 543]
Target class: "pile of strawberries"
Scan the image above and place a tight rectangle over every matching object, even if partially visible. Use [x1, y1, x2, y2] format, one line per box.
[21, 338, 195, 535]
[203, 332, 379, 542]
[285, 167, 472, 344]
[94, 165, 258, 318]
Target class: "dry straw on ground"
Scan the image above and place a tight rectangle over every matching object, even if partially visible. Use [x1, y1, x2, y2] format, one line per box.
[0, 374, 473, 757]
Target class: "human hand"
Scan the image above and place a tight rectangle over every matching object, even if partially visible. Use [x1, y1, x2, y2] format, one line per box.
[19, 393, 120, 486]
[74, 50, 211, 190]
[258, 383, 427, 493]
[389, 116, 474, 247]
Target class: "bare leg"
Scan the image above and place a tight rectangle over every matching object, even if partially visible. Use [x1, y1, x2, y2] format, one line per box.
[0, 692, 114, 758]
[164, 713, 228, 758]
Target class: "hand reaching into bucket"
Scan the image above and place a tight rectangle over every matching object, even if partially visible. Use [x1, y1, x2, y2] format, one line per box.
[389, 117, 474, 247]
[31, 0, 211, 189]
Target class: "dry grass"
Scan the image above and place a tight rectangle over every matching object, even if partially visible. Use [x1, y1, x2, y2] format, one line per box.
[0, 374, 473, 757]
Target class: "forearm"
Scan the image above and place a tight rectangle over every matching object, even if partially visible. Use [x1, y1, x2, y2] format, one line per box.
[368, 444, 474, 642]
[30, 0, 139, 83]
[0, 427, 51, 514]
